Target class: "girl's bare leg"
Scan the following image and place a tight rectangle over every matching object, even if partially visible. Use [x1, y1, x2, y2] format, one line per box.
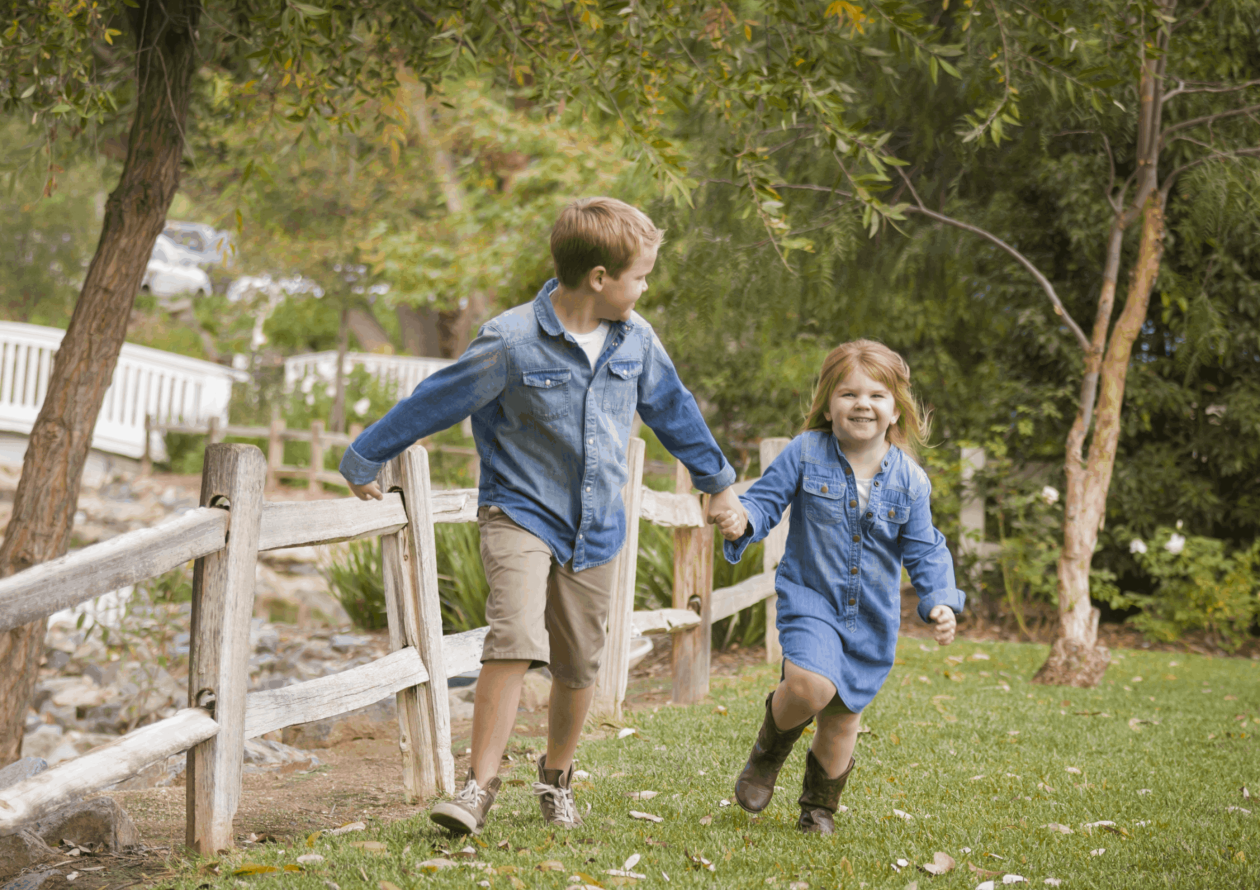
[812, 708, 861, 777]
[772, 659, 837, 729]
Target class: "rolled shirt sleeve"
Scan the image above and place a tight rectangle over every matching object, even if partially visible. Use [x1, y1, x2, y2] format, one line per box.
[900, 477, 967, 623]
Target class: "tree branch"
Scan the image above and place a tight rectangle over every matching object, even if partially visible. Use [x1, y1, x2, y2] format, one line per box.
[1160, 103, 1260, 143]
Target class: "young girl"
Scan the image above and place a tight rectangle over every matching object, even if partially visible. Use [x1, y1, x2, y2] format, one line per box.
[714, 339, 963, 834]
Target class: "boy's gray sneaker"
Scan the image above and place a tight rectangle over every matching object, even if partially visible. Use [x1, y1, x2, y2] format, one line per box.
[430, 771, 501, 835]
[533, 754, 582, 828]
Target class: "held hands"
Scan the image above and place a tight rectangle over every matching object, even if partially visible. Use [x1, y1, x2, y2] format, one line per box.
[928, 605, 957, 646]
[349, 480, 384, 501]
[705, 487, 748, 541]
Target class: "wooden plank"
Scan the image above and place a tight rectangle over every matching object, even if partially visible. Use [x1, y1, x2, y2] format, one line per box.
[186, 444, 267, 854]
[639, 486, 705, 528]
[631, 608, 702, 636]
[671, 462, 714, 705]
[257, 495, 408, 552]
[593, 437, 646, 719]
[442, 626, 490, 678]
[243, 648, 429, 740]
[378, 459, 429, 802]
[430, 488, 479, 524]
[0, 508, 228, 634]
[0, 708, 218, 834]
[760, 438, 791, 664]
[709, 572, 776, 624]
[396, 445, 456, 795]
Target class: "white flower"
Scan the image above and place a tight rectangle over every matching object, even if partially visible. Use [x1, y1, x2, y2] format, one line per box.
[1165, 533, 1186, 555]
[1176, 519, 1184, 530]
[1129, 538, 1148, 555]
[352, 397, 371, 417]
[1040, 485, 1060, 505]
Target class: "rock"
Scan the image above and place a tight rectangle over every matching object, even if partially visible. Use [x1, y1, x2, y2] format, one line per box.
[82, 662, 120, 687]
[32, 797, 140, 851]
[519, 671, 551, 712]
[0, 757, 48, 791]
[20, 725, 65, 762]
[330, 633, 370, 653]
[0, 865, 59, 890]
[242, 738, 320, 773]
[251, 619, 280, 654]
[449, 685, 476, 723]
[282, 699, 397, 749]
[0, 833, 57, 878]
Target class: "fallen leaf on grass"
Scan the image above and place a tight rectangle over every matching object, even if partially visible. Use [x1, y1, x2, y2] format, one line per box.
[617, 728, 638, 739]
[454, 846, 478, 859]
[1090, 848, 1106, 856]
[893, 809, 914, 821]
[968, 863, 1000, 879]
[892, 858, 909, 871]
[919, 852, 955, 875]
[328, 821, 367, 836]
[714, 705, 728, 715]
[1042, 823, 1073, 835]
[297, 854, 325, 864]
[1036, 783, 1055, 794]
[607, 869, 647, 879]
[537, 861, 566, 872]
[1243, 787, 1251, 800]
[1225, 806, 1252, 815]
[976, 882, 996, 890]
[687, 852, 716, 872]
[1001, 876, 1028, 885]
[1064, 767, 1081, 774]
[349, 841, 388, 854]
[573, 770, 591, 780]
[629, 811, 663, 823]
[417, 858, 458, 872]
[1044, 880, 1062, 887]
[789, 883, 808, 889]
[379, 882, 403, 890]
[699, 815, 713, 826]
[1138, 788, 1152, 795]
[233, 864, 279, 876]
[498, 840, 511, 850]
[625, 791, 659, 800]
[839, 856, 854, 876]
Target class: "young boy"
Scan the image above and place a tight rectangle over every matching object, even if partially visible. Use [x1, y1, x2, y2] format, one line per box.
[339, 197, 747, 835]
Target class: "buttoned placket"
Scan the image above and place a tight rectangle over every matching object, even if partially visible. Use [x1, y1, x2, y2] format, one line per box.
[574, 322, 629, 568]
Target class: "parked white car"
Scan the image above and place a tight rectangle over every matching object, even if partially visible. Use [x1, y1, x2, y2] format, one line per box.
[142, 235, 212, 298]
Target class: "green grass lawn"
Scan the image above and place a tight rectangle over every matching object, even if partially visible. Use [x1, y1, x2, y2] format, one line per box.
[172, 640, 1259, 889]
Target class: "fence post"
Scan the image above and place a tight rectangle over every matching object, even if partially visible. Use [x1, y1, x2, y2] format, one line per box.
[394, 444, 455, 794]
[760, 438, 791, 664]
[378, 458, 431, 802]
[185, 444, 266, 853]
[308, 419, 325, 493]
[593, 437, 646, 719]
[671, 461, 714, 705]
[141, 415, 153, 476]
[207, 416, 223, 445]
[267, 408, 285, 490]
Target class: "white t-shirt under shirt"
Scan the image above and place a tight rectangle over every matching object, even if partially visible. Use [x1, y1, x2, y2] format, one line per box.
[567, 321, 611, 369]
[855, 476, 874, 512]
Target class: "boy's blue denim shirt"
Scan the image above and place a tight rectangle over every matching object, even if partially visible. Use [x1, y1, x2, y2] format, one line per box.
[341, 279, 736, 570]
[725, 432, 964, 710]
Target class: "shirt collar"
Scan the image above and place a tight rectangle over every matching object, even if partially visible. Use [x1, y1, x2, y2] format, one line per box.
[828, 434, 902, 473]
[533, 277, 638, 339]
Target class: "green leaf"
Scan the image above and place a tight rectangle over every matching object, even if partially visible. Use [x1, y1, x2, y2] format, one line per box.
[291, 2, 329, 16]
[50, 103, 72, 114]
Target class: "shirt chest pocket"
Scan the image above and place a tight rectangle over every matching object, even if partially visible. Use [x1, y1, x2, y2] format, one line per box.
[602, 359, 643, 418]
[802, 475, 846, 524]
[876, 492, 912, 539]
[521, 368, 571, 420]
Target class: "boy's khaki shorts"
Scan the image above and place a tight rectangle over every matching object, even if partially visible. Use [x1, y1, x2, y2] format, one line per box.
[478, 506, 619, 689]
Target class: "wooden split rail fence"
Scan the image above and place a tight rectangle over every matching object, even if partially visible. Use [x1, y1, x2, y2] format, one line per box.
[0, 437, 790, 852]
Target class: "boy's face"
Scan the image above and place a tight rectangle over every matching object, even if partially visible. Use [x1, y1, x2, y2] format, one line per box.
[590, 245, 657, 322]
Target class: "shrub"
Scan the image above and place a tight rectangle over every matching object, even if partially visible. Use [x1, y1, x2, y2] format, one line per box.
[322, 538, 388, 631]
[1104, 527, 1260, 651]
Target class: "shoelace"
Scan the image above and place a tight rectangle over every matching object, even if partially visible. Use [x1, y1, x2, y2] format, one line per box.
[531, 780, 577, 825]
[454, 778, 488, 810]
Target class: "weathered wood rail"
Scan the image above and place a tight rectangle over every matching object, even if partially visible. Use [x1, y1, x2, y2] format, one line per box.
[0, 437, 790, 853]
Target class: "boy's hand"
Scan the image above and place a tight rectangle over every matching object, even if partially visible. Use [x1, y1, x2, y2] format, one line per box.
[928, 605, 957, 646]
[349, 480, 384, 501]
[713, 509, 747, 541]
[706, 487, 747, 533]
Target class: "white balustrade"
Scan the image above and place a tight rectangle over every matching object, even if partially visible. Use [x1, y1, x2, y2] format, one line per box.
[0, 321, 247, 461]
[285, 351, 453, 401]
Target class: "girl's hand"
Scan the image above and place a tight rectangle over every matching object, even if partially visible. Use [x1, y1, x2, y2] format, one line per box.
[928, 605, 957, 646]
[349, 480, 384, 501]
[714, 509, 747, 541]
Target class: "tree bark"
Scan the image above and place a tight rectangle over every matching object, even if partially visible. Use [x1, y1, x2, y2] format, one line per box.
[0, 0, 201, 763]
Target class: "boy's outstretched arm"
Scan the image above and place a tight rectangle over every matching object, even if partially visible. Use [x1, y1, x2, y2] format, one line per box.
[339, 329, 506, 494]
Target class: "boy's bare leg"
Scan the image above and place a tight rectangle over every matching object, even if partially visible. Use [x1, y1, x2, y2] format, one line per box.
[545, 678, 595, 773]
[470, 659, 531, 782]
[812, 709, 861, 777]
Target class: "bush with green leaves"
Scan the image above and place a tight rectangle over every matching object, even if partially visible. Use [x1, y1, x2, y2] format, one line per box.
[1105, 528, 1260, 652]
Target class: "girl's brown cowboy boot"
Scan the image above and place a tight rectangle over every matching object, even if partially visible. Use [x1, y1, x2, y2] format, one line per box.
[734, 692, 814, 813]
[796, 749, 855, 834]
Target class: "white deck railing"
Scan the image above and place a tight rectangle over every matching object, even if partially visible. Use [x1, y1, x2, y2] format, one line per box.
[284, 351, 453, 400]
[0, 321, 246, 460]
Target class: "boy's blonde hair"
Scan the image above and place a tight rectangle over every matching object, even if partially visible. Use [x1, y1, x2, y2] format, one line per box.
[551, 197, 664, 288]
[803, 339, 932, 464]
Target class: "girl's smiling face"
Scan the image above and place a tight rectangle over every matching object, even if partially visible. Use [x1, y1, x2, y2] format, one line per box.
[824, 367, 901, 451]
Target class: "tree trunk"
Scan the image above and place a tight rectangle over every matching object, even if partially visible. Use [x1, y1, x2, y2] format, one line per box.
[1034, 194, 1166, 686]
[0, 0, 201, 763]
